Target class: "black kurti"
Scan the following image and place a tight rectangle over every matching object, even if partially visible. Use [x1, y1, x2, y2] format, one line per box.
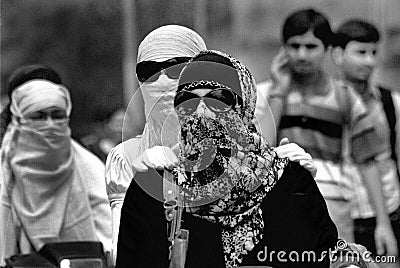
[116, 162, 338, 268]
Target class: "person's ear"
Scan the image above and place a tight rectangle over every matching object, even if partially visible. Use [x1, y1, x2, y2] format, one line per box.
[331, 46, 344, 66]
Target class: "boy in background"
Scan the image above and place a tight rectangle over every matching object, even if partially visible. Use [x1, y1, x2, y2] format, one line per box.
[262, 9, 396, 255]
[332, 19, 400, 259]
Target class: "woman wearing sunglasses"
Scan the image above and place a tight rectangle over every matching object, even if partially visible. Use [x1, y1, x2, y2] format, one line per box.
[116, 50, 338, 268]
[105, 24, 207, 265]
[107, 25, 321, 266]
[0, 68, 112, 265]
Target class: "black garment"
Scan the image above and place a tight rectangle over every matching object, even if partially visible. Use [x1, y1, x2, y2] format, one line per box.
[116, 162, 338, 268]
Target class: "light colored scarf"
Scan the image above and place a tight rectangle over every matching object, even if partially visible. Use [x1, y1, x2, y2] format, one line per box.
[1, 80, 96, 250]
[137, 24, 207, 62]
[124, 25, 207, 158]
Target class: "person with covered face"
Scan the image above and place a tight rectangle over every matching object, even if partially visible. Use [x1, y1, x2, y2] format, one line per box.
[105, 24, 208, 264]
[0, 71, 111, 265]
[116, 50, 337, 268]
[0, 64, 63, 147]
[106, 24, 319, 266]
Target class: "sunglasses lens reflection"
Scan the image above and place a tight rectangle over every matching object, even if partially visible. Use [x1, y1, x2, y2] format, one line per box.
[206, 89, 236, 112]
[165, 64, 186, 79]
[175, 89, 237, 115]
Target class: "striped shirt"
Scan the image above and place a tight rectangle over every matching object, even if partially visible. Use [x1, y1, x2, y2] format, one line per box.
[344, 85, 400, 219]
[259, 78, 385, 200]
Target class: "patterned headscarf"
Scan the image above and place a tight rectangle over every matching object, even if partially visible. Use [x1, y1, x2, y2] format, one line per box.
[173, 50, 289, 267]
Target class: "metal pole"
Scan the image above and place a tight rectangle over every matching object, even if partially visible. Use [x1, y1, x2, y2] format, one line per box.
[122, 0, 137, 104]
[122, 0, 145, 137]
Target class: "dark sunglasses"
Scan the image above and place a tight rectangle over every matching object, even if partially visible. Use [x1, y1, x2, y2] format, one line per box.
[136, 57, 191, 83]
[174, 88, 241, 115]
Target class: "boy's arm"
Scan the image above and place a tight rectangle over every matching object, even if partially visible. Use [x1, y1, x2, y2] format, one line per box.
[267, 48, 291, 128]
[269, 90, 288, 128]
[348, 87, 397, 256]
[358, 162, 398, 256]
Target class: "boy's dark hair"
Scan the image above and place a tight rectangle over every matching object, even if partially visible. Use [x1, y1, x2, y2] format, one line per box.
[282, 8, 333, 48]
[334, 19, 380, 48]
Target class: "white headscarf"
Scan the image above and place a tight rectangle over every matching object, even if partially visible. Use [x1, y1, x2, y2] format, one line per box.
[1, 80, 96, 250]
[133, 25, 207, 154]
[137, 24, 207, 62]
[10, 80, 71, 119]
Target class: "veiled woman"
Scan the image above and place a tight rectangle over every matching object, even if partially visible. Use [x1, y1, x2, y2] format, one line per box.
[106, 25, 319, 265]
[116, 50, 337, 268]
[105, 24, 208, 264]
[0, 75, 111, 265]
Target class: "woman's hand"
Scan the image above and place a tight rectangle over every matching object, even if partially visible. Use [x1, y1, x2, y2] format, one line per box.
[274, 138, 317, 177]
[132, 145, 179, 172]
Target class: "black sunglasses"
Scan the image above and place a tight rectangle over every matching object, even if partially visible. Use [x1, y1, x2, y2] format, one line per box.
[174, 88, 241, 115]
[136, 57, 191, 83]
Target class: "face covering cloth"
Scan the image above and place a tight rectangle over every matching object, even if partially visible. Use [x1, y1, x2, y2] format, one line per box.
[173, 50, 289, 267]
[1, 80, 96, 250]
[127, 25, 207, 157]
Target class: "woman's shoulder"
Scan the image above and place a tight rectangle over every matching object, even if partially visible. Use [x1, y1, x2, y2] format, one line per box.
[72, 139, 104, 167]
[106, 136, 142, 167]
[71, 139, 106, 182]
[105, 136, 142, 200]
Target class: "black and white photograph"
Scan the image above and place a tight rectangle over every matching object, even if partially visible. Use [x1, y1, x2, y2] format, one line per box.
[1, 1, 400, 267]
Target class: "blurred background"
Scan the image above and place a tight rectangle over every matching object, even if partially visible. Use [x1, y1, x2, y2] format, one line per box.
[1, 0, 400, 140]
